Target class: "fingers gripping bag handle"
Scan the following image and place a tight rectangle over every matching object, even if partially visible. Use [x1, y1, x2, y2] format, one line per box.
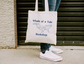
[35, 0, 49, 12]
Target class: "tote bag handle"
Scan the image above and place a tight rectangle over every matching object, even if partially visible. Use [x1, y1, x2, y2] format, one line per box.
[35, 0, 49, 12]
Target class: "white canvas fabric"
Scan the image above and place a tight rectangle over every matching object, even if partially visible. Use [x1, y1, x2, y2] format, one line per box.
[25, 0, 57, 45]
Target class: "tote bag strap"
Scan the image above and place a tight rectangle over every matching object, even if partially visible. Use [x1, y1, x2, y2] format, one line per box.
[35, 0, 49, 12]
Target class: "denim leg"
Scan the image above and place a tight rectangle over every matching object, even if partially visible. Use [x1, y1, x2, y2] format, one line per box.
[40, 43, 51, 53]
[55, 0, 61, 11]
[40, 1, 57, 53]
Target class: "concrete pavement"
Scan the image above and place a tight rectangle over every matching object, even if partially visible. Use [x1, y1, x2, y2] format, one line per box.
[0, 46, 84, 64]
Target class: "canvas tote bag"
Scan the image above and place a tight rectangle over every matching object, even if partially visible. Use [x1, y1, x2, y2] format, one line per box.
[25, 0, 57, 45]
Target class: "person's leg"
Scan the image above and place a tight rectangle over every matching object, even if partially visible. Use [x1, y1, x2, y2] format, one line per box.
[41, 0, 63, 54]
[55, 0, 61, 11]
[48, 0, 63, 54]
[40, 0, 56, 54]
[40, 0, 63, 61]
[40, 43, 51, 53]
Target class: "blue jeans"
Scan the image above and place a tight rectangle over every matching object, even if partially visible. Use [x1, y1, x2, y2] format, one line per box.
[40, 0, 61, 53]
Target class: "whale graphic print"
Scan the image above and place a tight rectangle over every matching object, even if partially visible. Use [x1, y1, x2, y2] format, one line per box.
[33, 23, 52, 33]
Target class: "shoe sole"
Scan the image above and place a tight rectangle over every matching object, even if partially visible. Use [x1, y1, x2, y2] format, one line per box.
[40, 56, 62, 62]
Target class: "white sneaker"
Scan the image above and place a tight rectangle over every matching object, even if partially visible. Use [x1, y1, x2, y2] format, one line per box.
[40, 50, 62, 61]
[49, 46, 63, 54]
